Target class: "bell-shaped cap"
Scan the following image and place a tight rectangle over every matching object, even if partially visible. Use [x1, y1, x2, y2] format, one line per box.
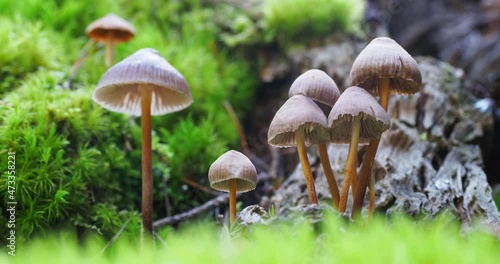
[268, 95, 330, 147]
[328, 86, 390, 143]
[208, 150, 257, 193]
[86, 13, 136, 43]
[93, 48, 193, 116]
[350, 37, 422, 95]
[288, 69, 340, 107]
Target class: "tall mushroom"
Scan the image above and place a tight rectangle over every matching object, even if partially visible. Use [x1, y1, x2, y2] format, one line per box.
[328, 86, 390, 213]
[349, 37, 421, 217]
[86, 13, 136, 66]
[268, 94, 330, 205]
[288, 69, 341, 208]
[208, 150, 257, 225]
[92, 48, 192, 234]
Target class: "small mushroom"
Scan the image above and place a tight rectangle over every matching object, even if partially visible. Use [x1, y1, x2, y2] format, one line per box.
[368, 160, 387, 219]
[86, 13, 136, 66]
[93, 48, 192, 234]
[208, 150, 257, 225]
[288, 69, 341, 208]
[328, 86, 390, 213]
[349, 37, 421, 217]
[268, 94, 330, 205]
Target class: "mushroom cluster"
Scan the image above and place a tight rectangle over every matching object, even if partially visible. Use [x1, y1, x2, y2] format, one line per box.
[268, 37, 421, 217]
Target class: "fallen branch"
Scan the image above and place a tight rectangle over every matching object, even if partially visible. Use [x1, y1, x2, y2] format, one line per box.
[153, 172, 271, 228]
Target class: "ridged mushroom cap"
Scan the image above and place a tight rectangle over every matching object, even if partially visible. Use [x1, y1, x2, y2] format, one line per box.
[288, 69, 340, 107]
[268, 94, 330, 147]
[350, 37, 422, 96]
[328, 86, 390, 143]
[208, 150, 257, 192]
[86, 13, 135, 43]
[93, 48, 192, 116]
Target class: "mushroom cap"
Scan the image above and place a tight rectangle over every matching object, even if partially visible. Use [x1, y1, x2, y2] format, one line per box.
[93, 48, 192, 116]
[288, 69, 340, 107]
[328, 86, 390, 143]
[208, 150, 257, 193]
[86, 13, 135, 43]
[268, 94, 330, 147]
[350, 37, 422, 96]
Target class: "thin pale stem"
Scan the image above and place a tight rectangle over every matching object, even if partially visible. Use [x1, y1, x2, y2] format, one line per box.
[318, 143, 340, 209]
[229, 179, 237, 225]
[368, 171, 376, 220]
[352, 78, 390, 218]
[105, 41, 114, 67]
[351, 150, 357, 198]
[224, 100, 250, 157]
[339, 117, 361, 213]
[141, 86, 153, 235]
[296, 130, 318, 204]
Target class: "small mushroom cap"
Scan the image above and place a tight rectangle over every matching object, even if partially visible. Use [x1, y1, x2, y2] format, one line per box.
[208, 150, 257, 193]
[86, 13, 136, 43]
[288, 69, 340, 107]
[93, 48, 193, 116]
[328, 86, 390, 143]
[268, 94, 330, 147]
[350, 37, 422, 96]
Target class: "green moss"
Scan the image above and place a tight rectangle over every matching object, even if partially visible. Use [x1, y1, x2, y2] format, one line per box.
[263, 0, 364, 44]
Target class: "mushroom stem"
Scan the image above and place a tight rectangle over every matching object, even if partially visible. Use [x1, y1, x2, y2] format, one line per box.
[105, 41, 114, 67]
[339, 117, 361, 213]
[351, 151, 357, 197]
[296, 129, 318, 204]
[368, 172, 376, 220]
[229, 179, 237, 225]
[318, 143, 340, 208]
[141, 86, 153, 235]
[352, 78, 390, 217]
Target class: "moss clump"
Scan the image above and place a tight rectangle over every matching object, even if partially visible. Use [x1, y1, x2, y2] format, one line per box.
[263, 0, 364, 44]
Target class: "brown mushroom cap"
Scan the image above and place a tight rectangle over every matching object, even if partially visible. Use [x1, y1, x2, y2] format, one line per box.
[350, 37, 422, 95]
[328, 86, 390, 143]
[93, 48, 192, 116]
[86, 13, 135, 43]
[208, 150, 257, 192]
[288, 69, 340, 107]
[268, 94, 330, 147]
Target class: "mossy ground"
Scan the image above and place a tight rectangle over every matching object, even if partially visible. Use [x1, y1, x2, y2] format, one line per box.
[2, 213, 500, 263]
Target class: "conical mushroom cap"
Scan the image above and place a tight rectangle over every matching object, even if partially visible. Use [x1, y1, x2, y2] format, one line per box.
[350, 37, 421, 96]
[328, 86, 390, 143]
[288, 69, 340, 107]
[208, 150, 257, 192]
[93, 48, 192, 116]
[86, 13, 135, 43]
[268, 95, 330, 147]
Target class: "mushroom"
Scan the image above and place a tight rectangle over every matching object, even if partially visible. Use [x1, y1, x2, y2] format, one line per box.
[328, 86, 390, 213]
[92, 48, 192, 234]
[208, 150, 257, 225]
[367, 160, 387, 219]
[268, 94, 330, 205]
[349, 37, 421, 217]
[86, 13, 136, 66]
[288, 69, 341, 208]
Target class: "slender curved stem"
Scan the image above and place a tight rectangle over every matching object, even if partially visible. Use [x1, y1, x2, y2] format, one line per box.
[296, 130, 318, 204]
[229, 179, 237, 225]
[141, 86, 153, 235]
[339, 117, 361, 213]
[368, 171, 376, 220]
[318, 143, 340, 208]
[351, 150, 357, 198]
[105, 41, 114, 67]
[352, 78, 390, 218]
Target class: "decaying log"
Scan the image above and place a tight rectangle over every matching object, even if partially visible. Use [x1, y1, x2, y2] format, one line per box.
[269, 57, 499, 226]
